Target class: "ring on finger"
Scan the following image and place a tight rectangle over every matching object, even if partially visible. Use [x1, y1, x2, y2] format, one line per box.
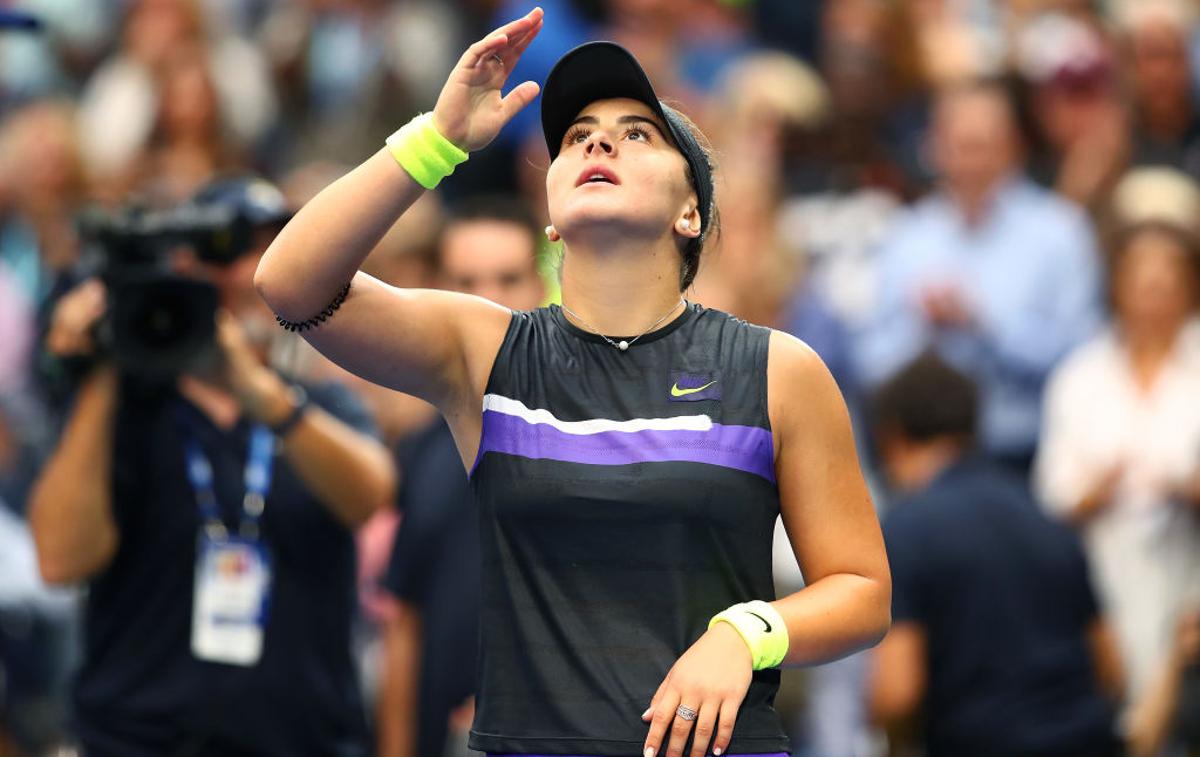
[675, 704, 698, 722]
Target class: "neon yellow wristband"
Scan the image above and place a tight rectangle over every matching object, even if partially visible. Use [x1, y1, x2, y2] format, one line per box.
[708, 600, 789, 670]
[385, 113, 469, 190]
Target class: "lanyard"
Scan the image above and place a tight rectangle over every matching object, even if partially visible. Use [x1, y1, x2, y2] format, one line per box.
[178, 406, 276, 541]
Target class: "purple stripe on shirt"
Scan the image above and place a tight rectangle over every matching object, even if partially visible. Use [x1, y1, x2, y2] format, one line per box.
[472, 409, 776, 483]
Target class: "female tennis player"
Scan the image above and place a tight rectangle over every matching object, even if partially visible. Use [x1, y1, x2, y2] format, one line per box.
[256, 8, 890, 757]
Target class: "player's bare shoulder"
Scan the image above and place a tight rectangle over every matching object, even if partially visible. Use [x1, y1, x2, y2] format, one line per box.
[766, 329, 848, 450]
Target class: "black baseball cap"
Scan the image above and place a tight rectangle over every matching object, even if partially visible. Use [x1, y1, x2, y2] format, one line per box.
[541, 41, 714, 243]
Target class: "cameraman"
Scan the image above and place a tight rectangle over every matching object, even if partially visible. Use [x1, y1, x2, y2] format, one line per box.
[28, 177, 396, 756]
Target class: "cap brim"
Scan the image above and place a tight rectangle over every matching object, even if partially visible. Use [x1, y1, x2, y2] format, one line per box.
[541, 41, 671, 159]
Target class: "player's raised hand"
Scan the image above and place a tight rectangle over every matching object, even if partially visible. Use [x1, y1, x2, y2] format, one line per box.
[431, 7, 544, 153]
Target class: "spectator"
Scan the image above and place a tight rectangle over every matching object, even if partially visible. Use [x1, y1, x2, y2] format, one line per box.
[705, 51, 831, 180]
[1129, 608, 1200, 756]
[1117, 0, 1200, 177]
[0, 100, 85, 312]
[76, 0, 275, 188]
[1109, 165, 1200, 234]
[1017, 12, 1130, 210]
[906, 0, 1005, 87]
[748, 0, 823, 62]
[258, 0, 457, 169]
[132, 44, 243, 203]
[690, 160, 791, 323]
[1010, 0, 1104, 27]
[0, 499, 77, 756]
[27, 176, 396, 756]
[0, 1, 114, 110]
[857, 79, 1102, 467]
[0, 264, 35, 398]
[377, 196, 545, 757]
[1035, 219, 1200, 710]
[0, 101, 87, 458]
[869, 352, 1121, 756]
[772, 2, 919, 400]
[805, 0, 927, 196]
[0, 391, 49, 517]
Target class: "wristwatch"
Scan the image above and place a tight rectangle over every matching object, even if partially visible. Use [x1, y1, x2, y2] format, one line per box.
[268, 385, 309, 437]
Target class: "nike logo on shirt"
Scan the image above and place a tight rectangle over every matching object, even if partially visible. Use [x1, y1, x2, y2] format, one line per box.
[670, 380, 718, 397]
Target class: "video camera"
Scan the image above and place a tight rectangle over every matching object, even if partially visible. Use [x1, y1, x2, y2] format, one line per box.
[78, 176, 290, 379]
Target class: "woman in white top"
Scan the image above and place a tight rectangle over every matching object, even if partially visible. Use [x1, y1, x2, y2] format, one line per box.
[1036, 220, 1200, 710]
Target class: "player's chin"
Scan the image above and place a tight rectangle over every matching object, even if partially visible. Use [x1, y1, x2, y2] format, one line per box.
[556, 196, 661, 234]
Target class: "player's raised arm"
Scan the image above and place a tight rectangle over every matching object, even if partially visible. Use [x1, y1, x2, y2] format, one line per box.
[253, 8, 543, 407]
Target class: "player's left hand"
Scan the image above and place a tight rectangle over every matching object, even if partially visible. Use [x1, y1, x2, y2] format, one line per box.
[641, 622, 753, 757]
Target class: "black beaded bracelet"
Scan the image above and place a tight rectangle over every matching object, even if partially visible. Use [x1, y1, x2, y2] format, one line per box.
[274, 282, 351, 332]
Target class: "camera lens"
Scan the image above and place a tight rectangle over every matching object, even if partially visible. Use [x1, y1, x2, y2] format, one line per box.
[134, 290, 190, 347]
[109, 274, 218, 378]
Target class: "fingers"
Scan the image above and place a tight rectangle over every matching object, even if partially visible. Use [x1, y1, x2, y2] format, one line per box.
[642, 675, 669, 722]
[645, 690, 744, 757]
[492, 5, 543, 43]
[499, 14, 543, 68]
[77, 278, 107, 310]
[688, 700, 719, 757]
[711, 699, 739, 756]
[643, 688, 680, 757]
[213, 315, 242, 364]
[665, 700, 700, 757]
[214, 310, 258, 373]
[47, 279, 108, 357]
[465, 7, 543, 69]
[499, 81, 540, 122]
[214, 309, 238, 344]
[67, 279, 108, 328]
[461, 32, 509, 70]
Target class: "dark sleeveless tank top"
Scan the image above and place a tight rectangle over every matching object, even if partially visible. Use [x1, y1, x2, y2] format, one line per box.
[467, 302, 791, 755]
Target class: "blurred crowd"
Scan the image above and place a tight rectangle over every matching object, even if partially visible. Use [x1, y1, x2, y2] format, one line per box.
[1, 0, 1200, 755]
